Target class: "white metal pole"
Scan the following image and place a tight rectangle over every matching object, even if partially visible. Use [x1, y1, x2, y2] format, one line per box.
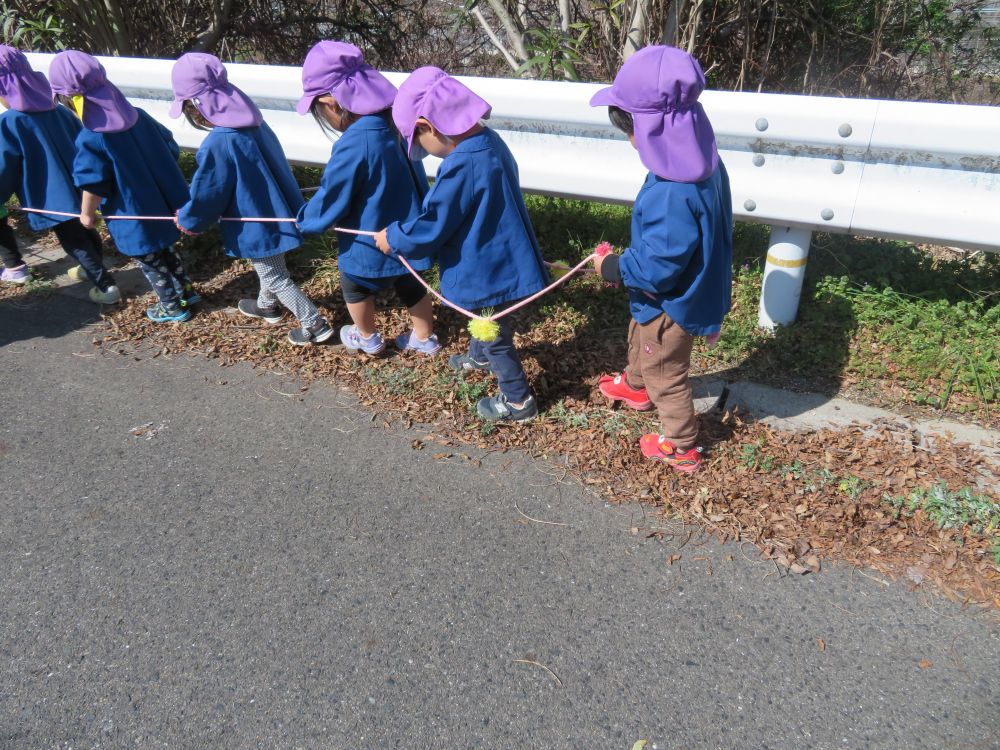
[758, 226, 812, 330]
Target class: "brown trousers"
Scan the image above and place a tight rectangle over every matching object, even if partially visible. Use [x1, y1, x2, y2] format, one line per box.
[624, 313, 698, 450]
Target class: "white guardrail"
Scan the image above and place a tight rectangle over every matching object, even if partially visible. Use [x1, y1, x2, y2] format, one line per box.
[25, 53, 1000, 328]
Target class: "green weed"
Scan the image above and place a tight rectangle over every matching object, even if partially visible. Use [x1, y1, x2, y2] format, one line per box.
[362, 364, 419, 395]
[548, 400, 591, 428]
[886, 482, 1000, 536]
[739, 439, 775, 472]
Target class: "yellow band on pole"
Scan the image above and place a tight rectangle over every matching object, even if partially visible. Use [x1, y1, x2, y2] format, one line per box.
[765, 253, 809, 268]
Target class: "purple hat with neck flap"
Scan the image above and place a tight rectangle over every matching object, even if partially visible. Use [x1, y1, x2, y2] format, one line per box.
[590, 45, 718, 183]
[392, 66, 491, 157]
[168, 53, 262, 129]
[0, 46, 55, 113]
[297, 41, 396, 116]
[48, 50, 138, 133]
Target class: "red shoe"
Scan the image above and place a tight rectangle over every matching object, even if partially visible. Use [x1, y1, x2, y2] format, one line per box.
[598, 373, 653, 410]
[639, 434, 703, 474]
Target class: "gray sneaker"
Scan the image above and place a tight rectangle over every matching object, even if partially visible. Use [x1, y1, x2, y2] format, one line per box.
[476, 393, 538, 422]
[288, 319, 335, 346]
[237, 298, 282, 325]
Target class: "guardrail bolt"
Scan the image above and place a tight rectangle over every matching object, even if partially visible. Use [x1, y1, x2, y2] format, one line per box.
[752, 154, 765, 167]
[838, 123, 853, 138]
[821, 208, 835, 221]
[744, 199, 757, 212]
[755, 118, 769, 132]
[831, 161, 845, 174]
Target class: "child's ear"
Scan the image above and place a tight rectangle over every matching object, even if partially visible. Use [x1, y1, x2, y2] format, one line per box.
[414, 117, 434, 136]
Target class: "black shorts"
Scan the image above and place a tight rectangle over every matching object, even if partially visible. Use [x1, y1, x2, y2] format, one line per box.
[340, 272, 427, 308]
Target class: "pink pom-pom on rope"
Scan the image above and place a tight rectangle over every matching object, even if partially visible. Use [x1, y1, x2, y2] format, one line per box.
[594, 241, 614, 257]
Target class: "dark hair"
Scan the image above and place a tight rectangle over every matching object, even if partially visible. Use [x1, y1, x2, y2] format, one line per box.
[608, 105, 634, 136]
[182, 100, 214, 131]
[308, 97, 376, 140]
[55, 93, 77, 111]
[309, 97, 340, 140]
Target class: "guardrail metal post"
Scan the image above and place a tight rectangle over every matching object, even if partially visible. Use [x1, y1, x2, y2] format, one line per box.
[757, 226, 812, 330]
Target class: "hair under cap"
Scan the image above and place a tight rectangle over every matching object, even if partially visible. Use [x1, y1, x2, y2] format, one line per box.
[0, 45, 55, 113]
[297, 41, 396, 116]
[168, 53, 262, 129]
[49, 50, 138, 133]
[590, 45, 718, 183]
[391, 66, 491, 157]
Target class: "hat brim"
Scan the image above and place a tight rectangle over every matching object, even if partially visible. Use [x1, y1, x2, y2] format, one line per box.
[589, 86, 625, 108]
[295, 93, 315, 116]
[168, 98, 183, 119]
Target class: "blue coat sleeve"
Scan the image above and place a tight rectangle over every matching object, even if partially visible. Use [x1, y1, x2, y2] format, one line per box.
[73, 133, 115, 198]
[0, 122, 21, 203]
[176, 138, 235, 232]
[296, 136, 366, 234]
[618, 187, 701, 296]
[385, 158, 471, 261]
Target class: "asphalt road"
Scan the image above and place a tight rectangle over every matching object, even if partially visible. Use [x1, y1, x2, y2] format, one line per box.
[1, 294, 998, 749]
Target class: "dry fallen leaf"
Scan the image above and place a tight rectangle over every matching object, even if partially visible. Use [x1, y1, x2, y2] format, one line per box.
[817, 638, 826, 652]
[918, 659, 933, 669]
[667, 554, 681, 566]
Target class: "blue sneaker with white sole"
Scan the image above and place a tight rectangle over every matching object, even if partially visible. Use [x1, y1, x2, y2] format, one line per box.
[395, 329, 441, 355]
[146, 303, 191, 323]
[340, 325, 385, 355]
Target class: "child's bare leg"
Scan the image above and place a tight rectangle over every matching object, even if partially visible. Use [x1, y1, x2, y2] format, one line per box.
[346, 298, 377, 337]
[407, 294, 434, 340]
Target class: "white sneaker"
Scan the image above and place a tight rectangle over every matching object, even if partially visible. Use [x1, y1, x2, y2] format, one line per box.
[89, 284, 122, 304]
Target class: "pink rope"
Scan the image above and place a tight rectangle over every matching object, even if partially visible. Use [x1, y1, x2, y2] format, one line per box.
[333, 227, 597, 322]
[16, 206, 602, 323]
[17, 207, 294, 223]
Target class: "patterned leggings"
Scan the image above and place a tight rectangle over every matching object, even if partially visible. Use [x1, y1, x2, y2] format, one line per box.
[137, 247, 193, 312]
[252, 252, 321, 328]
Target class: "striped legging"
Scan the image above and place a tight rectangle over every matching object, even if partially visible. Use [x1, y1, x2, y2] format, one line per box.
[252, 252, 321, 328]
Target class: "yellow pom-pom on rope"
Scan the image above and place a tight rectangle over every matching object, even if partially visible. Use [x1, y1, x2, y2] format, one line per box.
[468, 314, 500, 343]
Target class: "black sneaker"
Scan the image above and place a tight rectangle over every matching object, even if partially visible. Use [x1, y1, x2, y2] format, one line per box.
[448, 353, 492, 372]
[476, 393, 538, 422]
[288, 319, 335, 346]
[237, 298, 282, 324]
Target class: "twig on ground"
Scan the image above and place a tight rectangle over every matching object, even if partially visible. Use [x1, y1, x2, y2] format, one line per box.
[514, 501, 569, 527]
[512, 659, 562, 686]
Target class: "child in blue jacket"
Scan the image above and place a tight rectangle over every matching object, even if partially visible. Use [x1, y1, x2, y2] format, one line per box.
[590, 46, 733, 474]
[0, 45, 119, 301]
[49, 50, 197, 323]
[169, 53, 333, 346]
[296, 41, 437, 356]
[375, 66, 549, 422]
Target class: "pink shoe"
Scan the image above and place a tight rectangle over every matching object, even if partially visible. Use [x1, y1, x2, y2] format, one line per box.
[1, 264, 30, 285]
[639, 434, 702, 474]
[598, 373, 653, 410]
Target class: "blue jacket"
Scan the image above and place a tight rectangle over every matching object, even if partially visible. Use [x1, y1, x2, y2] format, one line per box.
[72, 108, 189, 256]
[386, 128, 549, 311]
[0, 107, 82, 231]
[618, 164, 733, 335]
[176, 122, 303, 258]
[297, 112, 430, 279]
